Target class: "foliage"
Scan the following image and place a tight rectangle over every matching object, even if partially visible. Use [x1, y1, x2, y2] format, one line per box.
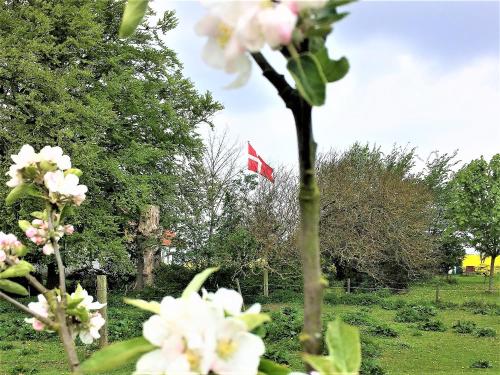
[368, 324, 399, 338]
[475, 327, 497, 338]
[417, 319, 446, 332]
[448, 154, 500, 290]
[470, 360, 492, 369]
[394, 305, 437, 323]
[0, 0, 221, 280]
[452, 320, 477, 334]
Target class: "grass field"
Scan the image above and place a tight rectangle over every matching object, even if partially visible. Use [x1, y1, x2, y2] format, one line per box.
[0, 275, 498, 375]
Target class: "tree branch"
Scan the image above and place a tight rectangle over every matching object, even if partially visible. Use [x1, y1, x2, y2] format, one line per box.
[0, 290, 56, 328]
[251, 52, 297, 108]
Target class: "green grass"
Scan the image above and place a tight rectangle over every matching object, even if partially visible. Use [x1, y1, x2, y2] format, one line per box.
[0, 275, 498, 374]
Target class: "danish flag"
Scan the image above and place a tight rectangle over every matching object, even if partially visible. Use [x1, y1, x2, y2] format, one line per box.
[248, 142, 274, 183]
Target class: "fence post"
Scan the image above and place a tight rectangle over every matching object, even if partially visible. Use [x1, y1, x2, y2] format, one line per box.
[435, 282, 440, 303]
[347, 278, 351, 294]
[97, 275, 108, 347]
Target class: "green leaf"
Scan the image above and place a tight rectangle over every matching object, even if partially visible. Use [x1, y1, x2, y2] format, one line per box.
[5, 184, 43, 205]
[30, 211, 46, 220]
[181, 267, 219, 298]
[64, 168, 83, 177]
[67, 306, 90, 323]
[15, 244, 28, 257]
[237, 313, 270, 331]
[287, 53, 326, 106]
[67, 297, 85, 309]
[303, 354, 336, 375]
[81, 337, 156, 374]
[18, 220, 32, 232]
[314, 47, 349, 83]
[257, 358, 291, 375]
[326, 319, 361, 374]
[119, 0, 149, 38]
[124, 298, 160, 314]
[0, 260, 34, 279]
[60, 205, 75, 222]
[0, 280, 29, 296]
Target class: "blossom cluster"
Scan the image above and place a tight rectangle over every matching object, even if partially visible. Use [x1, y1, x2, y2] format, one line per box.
[135, 288, 265, 375]
[25, 219, 74, 255]
[0, 232, 24, 266]
[6, 145, 87, 206]
[26, 286, 105, 345]
[196, 0, 327, 87]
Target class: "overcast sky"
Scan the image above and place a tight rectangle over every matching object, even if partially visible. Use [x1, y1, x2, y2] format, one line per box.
[152, 0, 500, 170]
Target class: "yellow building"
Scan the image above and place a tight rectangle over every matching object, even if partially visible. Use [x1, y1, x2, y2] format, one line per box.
[462, 254, 498, 274]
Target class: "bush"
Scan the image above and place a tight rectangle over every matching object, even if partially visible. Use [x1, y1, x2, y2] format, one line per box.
[417, 319, 446, 332]
[462, 300, 499, 315]
[341, 311, 375, 327]
[475, 327, 497, 337]
[394, 305, 436, 323]
[369, 324, 399, 337]
[452, 320, 476, 334]
[360, 358, 386, 375]
[380, 299, 406, 310]
[265, 307, 303, 343]
[470, 360, 492, 369]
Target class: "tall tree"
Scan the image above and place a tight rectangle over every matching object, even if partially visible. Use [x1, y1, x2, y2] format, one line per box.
[0, 0, 221, 282]
[449, 154, 500, 291]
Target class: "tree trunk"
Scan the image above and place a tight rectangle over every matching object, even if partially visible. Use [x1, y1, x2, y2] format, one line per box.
[137, 205, 160, 289]
[489, 255, 496, 292]
[134, 241, 144, 291]
[46, 261, 58, 290]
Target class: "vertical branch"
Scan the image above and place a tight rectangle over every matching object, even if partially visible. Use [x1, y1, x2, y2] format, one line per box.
[292, 97, 324, 355]
[47, 203, 81, 373]
[252, 52, 324, 356]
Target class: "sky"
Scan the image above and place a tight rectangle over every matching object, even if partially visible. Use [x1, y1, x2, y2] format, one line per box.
[152, 0, 500, 170]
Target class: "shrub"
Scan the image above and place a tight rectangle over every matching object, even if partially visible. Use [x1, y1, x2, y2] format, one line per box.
[462, 300, 499, 315]
[360, 358, 386, 375]
[369, 324, 399, 337]
[9, 365, 39, 375]
[417, 319, 446, 332]
[265, 307, 303, 343]
[0, 342, 15, 351]
[394, 305, 436, 323]
[452, 320, 476, 334]
[324, 292, 341, 305]
[341, 311, 375, 327]
[470, 360, 492, 369]
[380, 299, 406, 310]
[475, 327, 497, 337]
[434, 300, 459, 310]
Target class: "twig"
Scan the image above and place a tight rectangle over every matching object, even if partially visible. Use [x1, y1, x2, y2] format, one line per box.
[0, 290, 56, 328]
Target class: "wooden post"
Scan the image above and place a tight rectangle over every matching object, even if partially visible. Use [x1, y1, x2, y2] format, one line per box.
[435, 282, 440, 304]
[235, 278, 242, 296]
[347, 278, 351, 294]
[97, 275, 108, 347]
[263, 268, 269, 297]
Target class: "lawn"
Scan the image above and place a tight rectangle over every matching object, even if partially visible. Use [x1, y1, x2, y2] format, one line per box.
[0, 275, 498, 375]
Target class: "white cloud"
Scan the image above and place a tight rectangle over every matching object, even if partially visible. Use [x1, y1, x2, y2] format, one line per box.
[155, 1, 499, 170]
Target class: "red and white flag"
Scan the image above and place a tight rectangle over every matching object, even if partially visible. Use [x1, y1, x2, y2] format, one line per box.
[248, 142, 274, 183]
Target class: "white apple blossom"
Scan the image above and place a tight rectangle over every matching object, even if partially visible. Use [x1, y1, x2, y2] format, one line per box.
[6, 144, 37, 187]
[25, 294, 51, 331]
[70, 285, 106, 311]
[284, 0, 328, 14]
[258, 3, 298, 48]
[42, 243, 54, 255]
[136, 289, 266, 375]
[38, 146, 72, 170]
[136, 293, 219, 374]
[44, 170, 88, 206]
[211, 318, 265, 375]
[0, 249, 6, 262]
[74, 312, 106, 345]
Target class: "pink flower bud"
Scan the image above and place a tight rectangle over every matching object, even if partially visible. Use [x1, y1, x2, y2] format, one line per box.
[32, 219, 44, 227]
[0, 250, 6, 262]
[25, 227, 37, 238]
[33, 236, 45, 246]
[42, 243, 54, 255]
[64, 225, 75, 235]
[32, 319, 45, 331]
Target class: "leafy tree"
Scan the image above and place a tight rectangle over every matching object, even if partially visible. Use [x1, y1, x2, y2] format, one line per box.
[0, 0, 221, 283]
[449, 154, 500, 291]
